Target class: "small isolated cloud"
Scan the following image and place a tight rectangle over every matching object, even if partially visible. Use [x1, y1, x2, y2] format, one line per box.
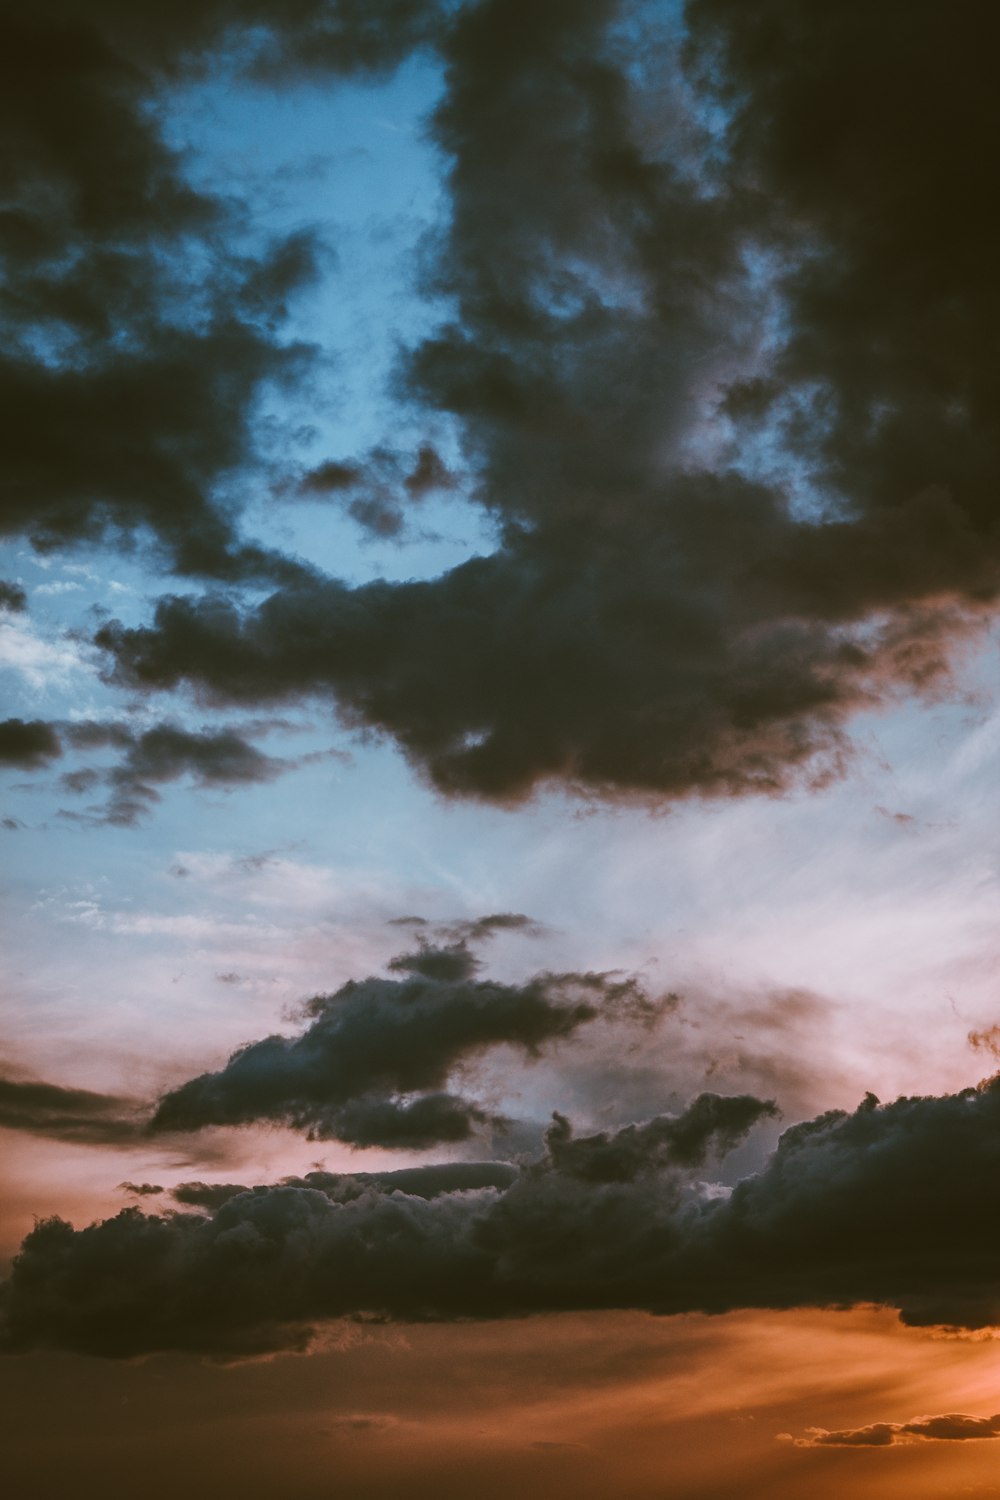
[0, 719, 61, 769]
[0, 580, 27, 612]
[291, 443, 456, 539]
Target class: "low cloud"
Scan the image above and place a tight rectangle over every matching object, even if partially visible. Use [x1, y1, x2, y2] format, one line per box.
[7, 1079, 1000, 1356]
[151, 936, 670, 1148]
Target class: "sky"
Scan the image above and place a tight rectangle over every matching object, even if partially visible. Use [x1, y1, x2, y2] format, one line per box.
[3, 2, 1000, 1496]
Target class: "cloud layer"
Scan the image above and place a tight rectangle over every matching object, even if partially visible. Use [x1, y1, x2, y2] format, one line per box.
[7, 1079, 1000, 1356]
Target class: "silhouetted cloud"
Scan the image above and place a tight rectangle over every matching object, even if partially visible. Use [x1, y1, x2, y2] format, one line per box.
[151, 937, 669, 1148]
[9, 1079, 1000, 1356]
[0, 1074, 141, 1145]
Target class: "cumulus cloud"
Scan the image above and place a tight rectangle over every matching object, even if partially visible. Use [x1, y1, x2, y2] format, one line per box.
[7, 1079, 1000, 1356]
[151, 936, 670, 1148]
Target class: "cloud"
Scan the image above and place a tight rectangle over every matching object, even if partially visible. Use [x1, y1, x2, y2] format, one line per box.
[0, 581, 27, 612]
[0, 0, 445, 578]
[48, 719, 294, 825]
[785, 1412, 1000, 1448]
[171, 1162, 520, 1213]
[291, 443, 457, 539]
[0, 1087, 772, 1357]
[86, 1, 1000, 805]
[150, 936, 670, 1147]
[0, 718, 61, 769]
[391, 913, 548, 944]
[8, 1078, 1000, 1356]
[0, 1074, 141, 1145]
[541, 1093, 780, 1182]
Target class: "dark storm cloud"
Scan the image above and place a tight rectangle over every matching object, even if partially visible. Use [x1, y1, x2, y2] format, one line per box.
[151, 938, 668, 1147]
[787, 1413, 1000, 1448]
[0, 719, 61, 769]
[95, 1, 1000, 803]
[119, 1182, 165, 1198]
[0, 1074, 140, 1145]
[0, 0, 443, 578]
[8, 1079, 1000, 1356]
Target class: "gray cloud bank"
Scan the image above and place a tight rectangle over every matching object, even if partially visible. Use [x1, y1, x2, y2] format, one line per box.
[6, 1080, 1000, 1357]
[91, 0, 1000, 805]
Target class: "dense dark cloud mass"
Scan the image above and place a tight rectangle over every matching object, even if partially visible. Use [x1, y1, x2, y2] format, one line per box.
[0, 0, 443, 578]
[8, 1080, 1000, 1357]
[151, 939, 665, 1148]
[686, 0, 1000, 549]
[0, 1074, 140, 1145]
[93, 0, 1000, 802]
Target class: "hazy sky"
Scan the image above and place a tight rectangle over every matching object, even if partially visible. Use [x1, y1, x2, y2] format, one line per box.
[3, 3, 1000, 1496]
